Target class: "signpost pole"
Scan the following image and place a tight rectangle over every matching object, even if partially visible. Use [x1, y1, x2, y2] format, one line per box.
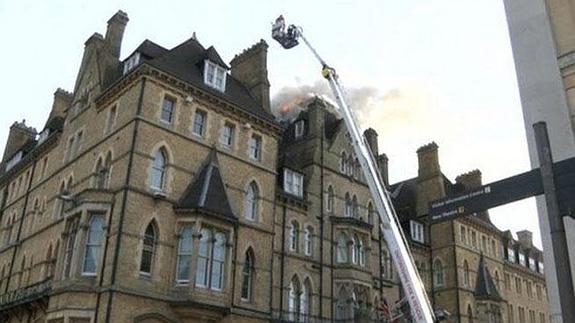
[533, 122, 575, 323]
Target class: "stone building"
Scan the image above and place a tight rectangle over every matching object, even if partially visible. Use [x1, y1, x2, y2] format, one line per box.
[0, 11, 548, 323]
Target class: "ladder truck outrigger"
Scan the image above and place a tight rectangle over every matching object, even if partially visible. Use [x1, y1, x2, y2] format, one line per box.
[272, 16, 441, 323]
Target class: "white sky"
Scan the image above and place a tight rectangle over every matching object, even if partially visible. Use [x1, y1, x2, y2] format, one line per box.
[0, 0, 541, 247]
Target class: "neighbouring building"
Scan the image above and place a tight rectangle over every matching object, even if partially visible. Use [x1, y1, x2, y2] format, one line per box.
[0, 11, 549, 323]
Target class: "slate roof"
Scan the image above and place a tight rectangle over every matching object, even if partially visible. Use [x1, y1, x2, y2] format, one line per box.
[474, 254, 503, 301]
[133, 37, 275, 123]
[133, 39, 168, 60]
[175, 150, 235, 220]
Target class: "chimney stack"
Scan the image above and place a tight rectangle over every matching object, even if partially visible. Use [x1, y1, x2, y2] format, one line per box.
[230, 40, 271, 113]
[48, 88, 73, 121]
[517, 230, 533, 247]
[455, 169, 482, 189]
[2, 120, 37, 162]
[105, 10, 129, 58]
[377, 153, 389, 186]
[416, 142, 441, 180]
[363, 128, 379, 156]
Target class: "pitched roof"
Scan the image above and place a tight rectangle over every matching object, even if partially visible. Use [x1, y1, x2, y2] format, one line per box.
[474, 254, 503, 301]
[133, 39, 169, 60]
[142, 37, 275, 123]
[175, 150, 235, 220]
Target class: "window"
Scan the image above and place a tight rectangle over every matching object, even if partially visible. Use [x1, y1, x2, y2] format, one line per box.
[529, 258, 536, 271]
[284, 169, 304, 197]
[433, 259, 444, 287]
[505, 273, 511, 290]
[358, 237, 366, 266]
[301, 279, 312, 320]
[139, 222, 157, 276]
[220, 123, 234, 147]
[351, 235, 359, 264]
[304, 227, 313, 256]
[335, 287, 350, 321]
[526, 279, 533, 298]
[123, 52, 140, 74]
[41, 157, 48, 178]
[204, 60, 227, 92]
[288, 277, 301, 321]
[519, 252, 526, 266]
[463, 260, 470, 287]
[529, 310, 536, 323]
[294, 120, 305, 139]
[539, 262, 544, 274]
[192, 110, 207, 136]
[352, 195, 359, 218]
[336, 233, 348, 263]
[495, 271, 500, 290]
[491, 240, 496, 257]
[161, 96, 175, 124]
[326, 186, 334, 213]
[63, 218, 79, 278]
[105, 104, 117, 134]
[367, 202, 374, 225]
[340, 152, 347, 173]
[518, 307, 525, 323]
[508, 248, 516, 262]
[94, 153, 112, 189]
[461, 225, 467, 245]
[241, 249, 254, 301]
[82, 214, 105, 275]
[345, 193, 352, 217]
[540, 312, 546, 323]
[195, 228, 227, 290]
[509, 304, 514, 323]
[516, 277, 522, 294]
[150, 148, 167, 190]
[381, 249, 391, 279]
[482, 235, 487, 252]
[289, 221, 299, 252]
[536, 284, 542, 300]
[471, 231, 477, 249]
[244, 182, 259, 220]
[248, 135, 262, 161]
[467, 305, 474, 323]
[176, 225, 193, 283]
[410, 221, 424, 243]
[65, 136, 75, 162]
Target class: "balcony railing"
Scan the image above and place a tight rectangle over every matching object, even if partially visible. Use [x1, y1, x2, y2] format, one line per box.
[0, 279, 52, 311]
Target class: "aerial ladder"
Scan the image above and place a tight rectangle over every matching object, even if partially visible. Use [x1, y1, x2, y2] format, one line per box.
[272, 16, 438, 323]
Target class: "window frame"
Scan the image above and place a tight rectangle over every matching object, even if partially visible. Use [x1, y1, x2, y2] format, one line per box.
[410, 220, 425, 243]
[248, 134, 262, 161]
[175, 225, 194, 284]
[81, 213, 106, 276]
[160, 95, 176, 125]
[192, 109, 207, 137]
[203, 60, 227, 92]
[220, 122, 235, 148]
[283, 168, 304, 197]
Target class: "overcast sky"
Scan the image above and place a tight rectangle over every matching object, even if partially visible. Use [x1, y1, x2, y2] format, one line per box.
[0, 0, 541, 247]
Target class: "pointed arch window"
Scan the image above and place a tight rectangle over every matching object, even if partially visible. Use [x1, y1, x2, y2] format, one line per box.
[335, 287, 350, 320]
[95, 152, 112, 189]
[358, 237, 366, 266]
[433, 259, 444, 287]
[352, 195, 359, 218]
[301, 279, 312, 320]
[367, 202, 374, 225]
[241, 249, 254, 301]
[304, 226, 313, 256]
[288, 277, 301, 321]
[463, 260, 470, 287]
[82, 214, 105, 275]
[326, 186, 334, 213]
[17, 256, 26, 288]
[45, 244, 54, 279]
[150, 148, 167, 190]
[139, 222, 157, 276]
[352, 235, 360, 264]
[336, 233, 348, 263]
[244, 182, 259, 221]
[344, 193, 352, 217]
[176, 225, 193, 283]
[289, 221, 299, 252]
[340, 152, 347, 173]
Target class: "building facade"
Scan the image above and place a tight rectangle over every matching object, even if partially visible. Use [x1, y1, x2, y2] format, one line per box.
[0, 11, 548, 323]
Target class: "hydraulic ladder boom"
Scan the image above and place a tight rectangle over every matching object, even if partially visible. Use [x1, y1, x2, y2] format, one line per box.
[272, 17, 436, 323]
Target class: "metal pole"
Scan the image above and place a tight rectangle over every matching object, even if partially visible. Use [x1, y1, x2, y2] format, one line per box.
[533, 122, 575, 323]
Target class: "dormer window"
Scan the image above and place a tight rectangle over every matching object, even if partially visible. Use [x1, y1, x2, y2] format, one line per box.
[283, 168, 304, 197]
[204, 60, 227, 92]
[123, 52, 141, 74]
[294, 120, 305, 139]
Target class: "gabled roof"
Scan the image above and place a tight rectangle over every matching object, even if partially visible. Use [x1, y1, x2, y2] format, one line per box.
[175, 150, 235, 220]
[142, 37, 275, 123]
[474, 254, 503, 301]
[132, 39, 169, 60]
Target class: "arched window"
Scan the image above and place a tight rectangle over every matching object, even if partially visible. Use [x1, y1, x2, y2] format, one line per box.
[367, 202, 374, 225]
[301, 278, 312, 319]
[340, 152, 347, 173]
[95, 152, 112, 189]
[82, 214, 105, 275]
[337, 233, 348, 263]
[494, 270, 500, 290]
[433, 259, 444, 287]
[326, 186, 334, 213]
[195, 228, 210, 287]
[150, 148, 167, 190]
[353, 157, 360, 178]
[45, 244, 54, 279]
[358, 237, 366, 266]
[139, 222, 157, 276]
[244, 182, 258, 221]
[176, 225, 193, 283]
[352, 195, 359, 218]
[460, 225, 467, 245]
[304, 226, 313, 256]
[241, 249, 254, 301]
[335, 287, 350, 320]
[463, 260, 470, 287]
[18, 256, 26, 288]
[288, 277, 301, 321]
[345, 193, 352, 217]
[289, 221, 299, 252]
[351, 235, 359, 264]
[467, 305, 474, 323]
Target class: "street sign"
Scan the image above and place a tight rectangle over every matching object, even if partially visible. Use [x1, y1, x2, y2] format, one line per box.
[428, 156, 575, 223]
